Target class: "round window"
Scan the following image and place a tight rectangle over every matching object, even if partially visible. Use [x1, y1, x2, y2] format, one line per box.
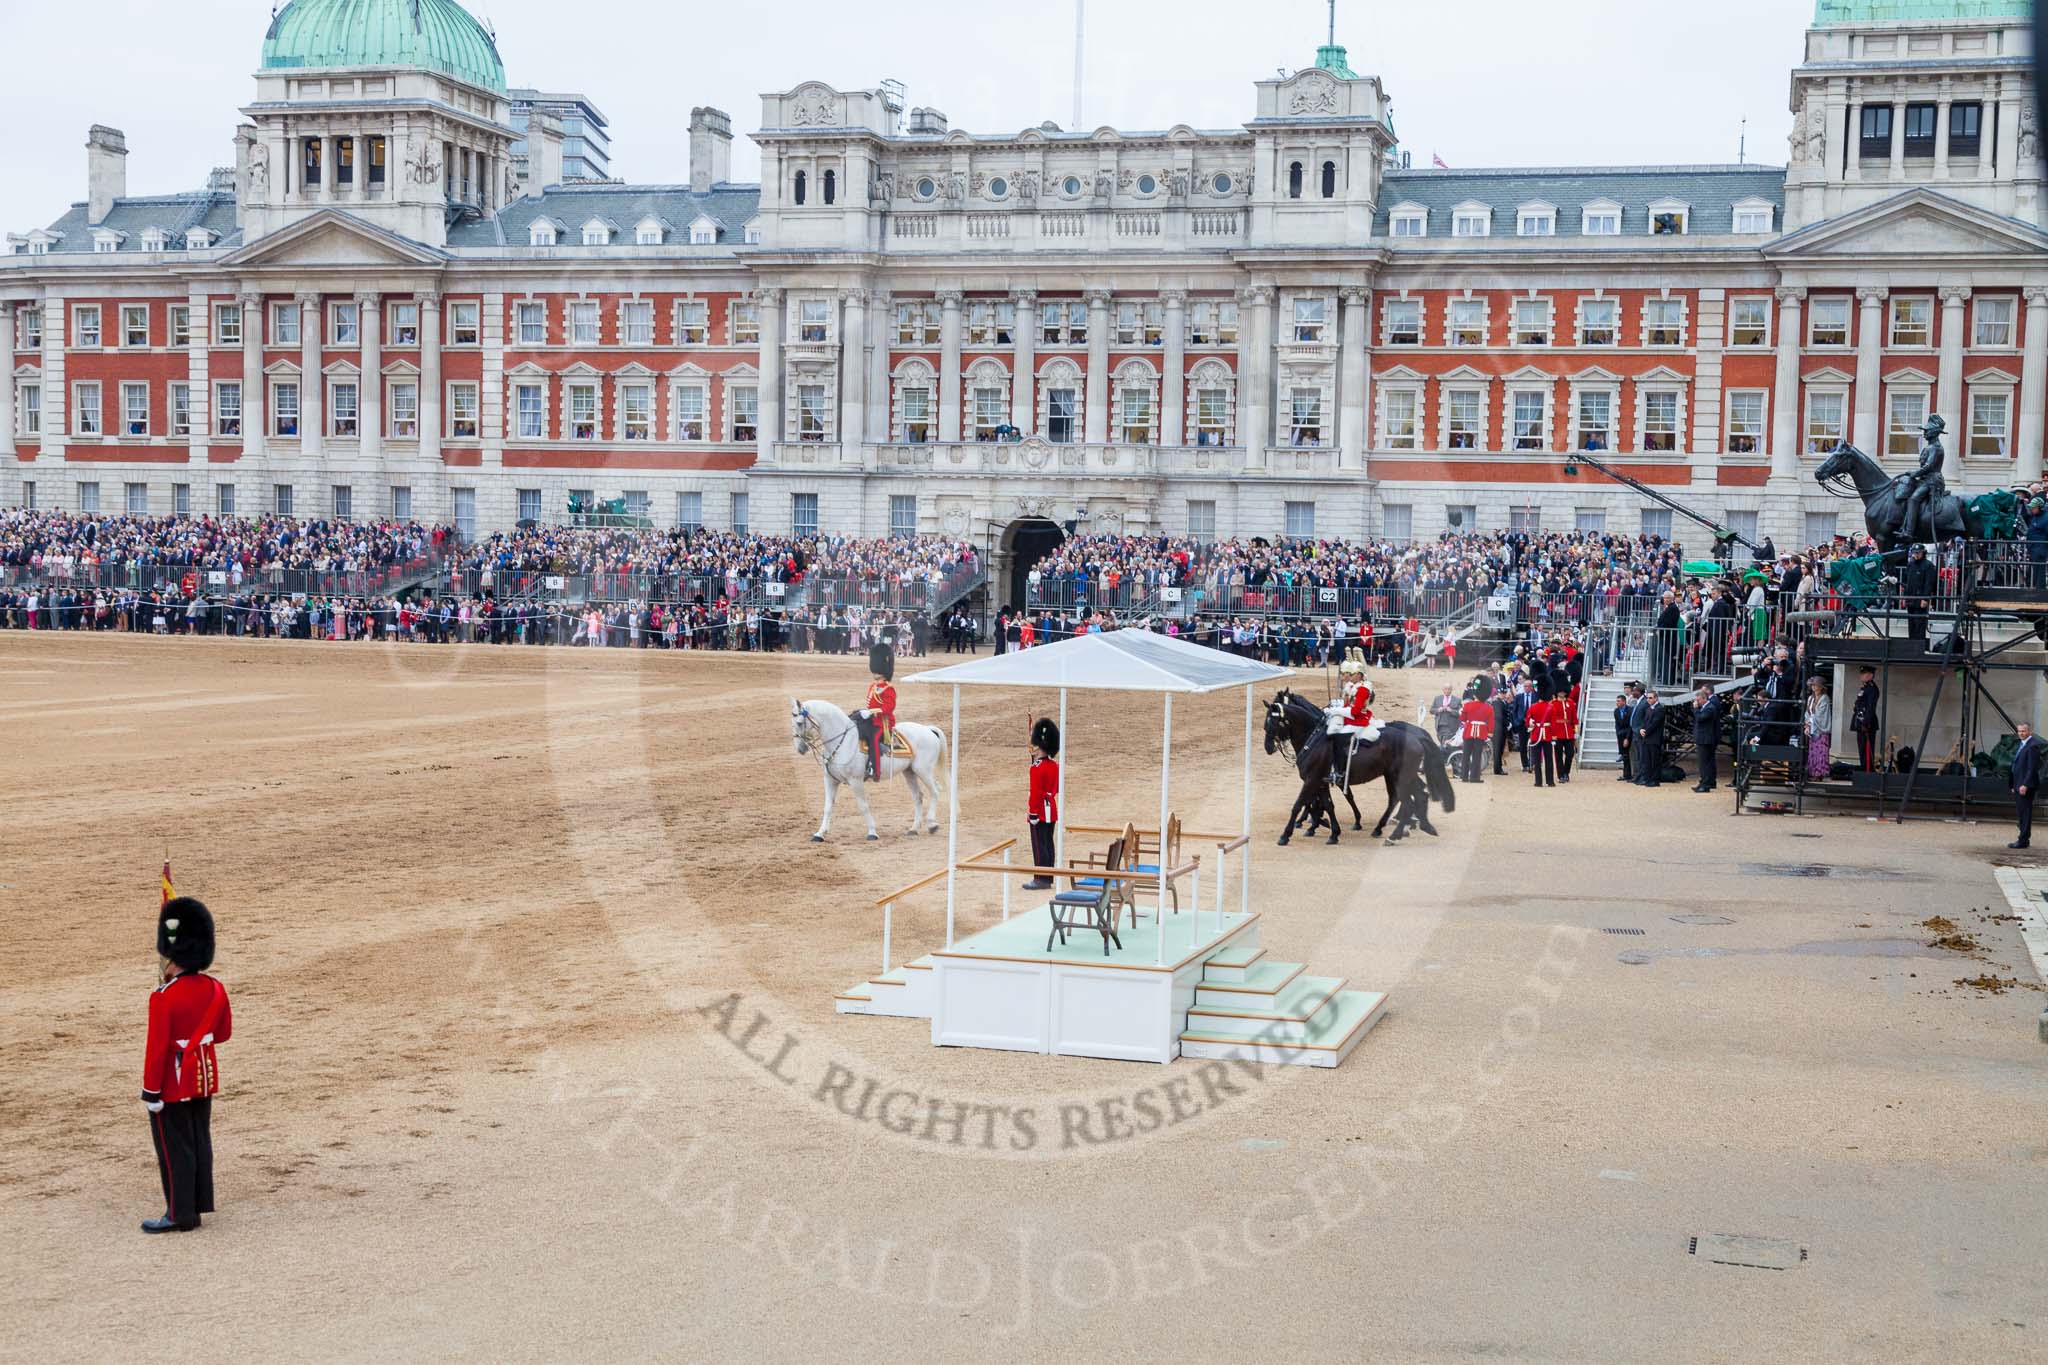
[915, 177, 936, 199]
[1137, 174, 1157, 195]
[1212, 173, 1233, 195]
[1063, 175, 1083, 196]
[989, 176, 1008, 198]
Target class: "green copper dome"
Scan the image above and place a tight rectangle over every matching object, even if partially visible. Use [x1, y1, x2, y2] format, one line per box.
[262, 0, 507, 92]
[1814, 0, 2030, 23]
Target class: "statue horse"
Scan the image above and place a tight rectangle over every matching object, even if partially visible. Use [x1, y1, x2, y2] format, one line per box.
[790, 698, 948, 842]
[1813, 441, 1967, 549]
[1263, 690, 1453, 846]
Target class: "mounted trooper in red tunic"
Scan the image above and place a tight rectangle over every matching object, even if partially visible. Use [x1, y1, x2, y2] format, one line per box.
[856, 642, 898, 782]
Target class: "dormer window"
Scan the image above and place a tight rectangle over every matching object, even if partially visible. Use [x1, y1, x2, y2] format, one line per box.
[689, 215, 718, 245]
[1648, 199, 1689, 236]
[140, 228, 169, 252]
[185, 228, 213, 250]
[27, 239, 49, 256]
[1732, 198, 1775, 235]
[1517, 203, 1556, 237]
[530, 220, 558, 246]
[1388, 205, 1427, 238]
[1451, 204, 1490, 237]
[742, 220, 762, 244]
[92, 230, 122, 253]
[581, 219, 611, 246]
[1581, 201, 1622, 236]
[635, 219, 664, 246]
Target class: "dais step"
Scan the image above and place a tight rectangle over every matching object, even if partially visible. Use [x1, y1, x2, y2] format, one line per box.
[1180, 989, 1387, 1068]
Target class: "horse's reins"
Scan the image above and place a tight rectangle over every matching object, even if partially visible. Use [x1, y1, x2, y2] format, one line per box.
[795, 706, 860, 770]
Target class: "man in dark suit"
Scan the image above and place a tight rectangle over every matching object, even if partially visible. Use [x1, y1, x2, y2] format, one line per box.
[1850, 665, 1881, 772]
[1633, 687, 1666, 787]
[1899, 543, 1936, 642]
[2010, 721, 2039, 849]
[1691, 682, 1729, 792]
[1490, 675, 1514, 776]
[1509, 678, 1535, 772]
[1615, 686, 1638, 782]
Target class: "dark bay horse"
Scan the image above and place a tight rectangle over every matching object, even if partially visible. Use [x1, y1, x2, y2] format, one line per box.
[1263, 690, 1454, 846]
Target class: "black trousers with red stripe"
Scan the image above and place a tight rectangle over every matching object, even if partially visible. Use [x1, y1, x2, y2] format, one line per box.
[150, 1096, 214, 1228]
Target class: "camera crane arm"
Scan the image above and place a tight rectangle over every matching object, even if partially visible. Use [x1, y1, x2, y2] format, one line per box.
[1563, 448, 1763, 557]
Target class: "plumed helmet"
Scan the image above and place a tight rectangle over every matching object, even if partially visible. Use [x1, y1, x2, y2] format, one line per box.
[158, 896, 215, 972]
[1031, 716, 1061, 757]
[868, 642, 895, 680]
[1339, 648, 1365, 676]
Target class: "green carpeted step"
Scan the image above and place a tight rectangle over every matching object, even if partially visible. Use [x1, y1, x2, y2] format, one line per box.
[1197, 959, 1303, 1002]
[1187, 975, 1346, 1029]
[1180, 989, 1386, 1058]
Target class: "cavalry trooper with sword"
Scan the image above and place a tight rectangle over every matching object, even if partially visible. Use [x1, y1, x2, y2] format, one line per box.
[1324, 650, 1385, 789]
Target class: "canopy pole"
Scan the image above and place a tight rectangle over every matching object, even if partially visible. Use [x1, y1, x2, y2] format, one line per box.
[1157, 692, 1172, 965]
[1055, 687, 1068, 871]
[1240, 682, 1253, 928]
[945, 683, 961, 947]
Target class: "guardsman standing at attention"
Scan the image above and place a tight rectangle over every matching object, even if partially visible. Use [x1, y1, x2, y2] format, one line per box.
[1528, 690, 1556, 788]
[142, 897, 231, 1234]
[1851, 665, 1881, 772]
[1457, 685, 1494, 784]
[1023, 717, 1062, 891]
[860, 643, 897, 782]
[1554, 681, 1578, 782]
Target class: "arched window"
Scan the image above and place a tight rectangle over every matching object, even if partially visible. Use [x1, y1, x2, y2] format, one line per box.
[823, 169, 836, 205]
[1321, 161, 1337, 199]
[793, 170, 807, 206]
[1287, 161, 1303, 200]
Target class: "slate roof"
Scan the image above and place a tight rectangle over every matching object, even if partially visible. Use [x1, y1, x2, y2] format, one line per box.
[18, 191, 243, 254]
[1373, 165, 1788, 239]
[455, 183, 762, 247]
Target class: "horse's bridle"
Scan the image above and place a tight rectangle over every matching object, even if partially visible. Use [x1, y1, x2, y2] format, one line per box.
[793, 705, 857, 767]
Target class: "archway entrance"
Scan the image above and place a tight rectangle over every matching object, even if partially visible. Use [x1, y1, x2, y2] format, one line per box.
[1004, 518, 1066, 614]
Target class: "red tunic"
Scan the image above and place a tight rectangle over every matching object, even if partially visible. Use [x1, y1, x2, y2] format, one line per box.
[142, 972, 232, 1104]
[1028, 756, 1061, 823]
[1341, 690, 1374, 729]
[1459, 699, 1494, 741]
[1556, 693, 1579, 740]
[1528, 699, 1554, 744]
[866, 680, 897, 734]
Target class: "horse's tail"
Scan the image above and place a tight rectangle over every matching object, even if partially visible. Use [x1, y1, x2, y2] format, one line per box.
[1419, 732, 1455, 813]
[925, 724, 948, 805]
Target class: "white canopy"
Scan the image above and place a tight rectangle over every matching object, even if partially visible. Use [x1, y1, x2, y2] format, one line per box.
[905, 629, 1291, 694]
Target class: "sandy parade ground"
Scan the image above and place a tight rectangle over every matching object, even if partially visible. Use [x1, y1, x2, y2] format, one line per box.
[1, 631, 2045, 1361]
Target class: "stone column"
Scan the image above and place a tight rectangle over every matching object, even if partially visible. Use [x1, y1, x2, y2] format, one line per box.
[241, 291, 265, 461]
[2019, 287, 2048, 483]
[358, 292, 382, 465]
[0, 305, 15, 461]
[1161, 290, 1187, 447]
[1338, 285, 1369, 472]
[866, 290, 891, 443]
[756, 288, 782, 461]
[1010, 290, 1036, 435]
[1934, 91, 1952, 180]
[418, 293, 442, 464]
[299, 292, 323, 459]
[1769, 286, 1805, 482]
[1980, 77, 1999, 177]
[1938, 285, 1970, 483]
[1888, 96, 1905, 181]
[1084, 288, 1110, 445]
[1240, 285, 1273, 468]
[1853, 285, 1887, 453]
[838, 289, 867, 455]
[937, 290, 963, 443]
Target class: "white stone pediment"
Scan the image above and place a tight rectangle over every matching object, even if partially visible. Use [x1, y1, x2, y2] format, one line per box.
[1771, 189, 2048, 259]
[217, 210, 443, 270]
[1804, 366, 1855, 384]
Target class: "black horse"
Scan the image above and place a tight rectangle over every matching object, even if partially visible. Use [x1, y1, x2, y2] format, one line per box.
[1263, 690, 1454, 846]
[1813, 440, 1966, 549]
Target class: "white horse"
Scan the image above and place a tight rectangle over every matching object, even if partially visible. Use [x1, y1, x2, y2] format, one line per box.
[790, 698, 948, 842]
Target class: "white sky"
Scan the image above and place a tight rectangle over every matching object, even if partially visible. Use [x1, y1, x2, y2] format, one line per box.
[0, 0, 1813, 227]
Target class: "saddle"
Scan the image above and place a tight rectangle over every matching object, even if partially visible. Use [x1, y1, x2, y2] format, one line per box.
[852, 713, 913, 761]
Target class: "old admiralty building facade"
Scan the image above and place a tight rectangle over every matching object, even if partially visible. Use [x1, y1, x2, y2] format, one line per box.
[6, 0, 2048, 567]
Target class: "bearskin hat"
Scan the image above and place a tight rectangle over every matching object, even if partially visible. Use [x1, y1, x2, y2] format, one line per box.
[868, 642, 895, 680]
[1031, 717, 1061, 758]
[158, 896, 215, 972]
[1470, 672, 1496, 703]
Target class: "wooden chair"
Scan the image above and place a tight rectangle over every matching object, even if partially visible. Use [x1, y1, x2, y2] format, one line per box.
[1125, 814, 1182, 925]
[1048, 837, 1125, 956]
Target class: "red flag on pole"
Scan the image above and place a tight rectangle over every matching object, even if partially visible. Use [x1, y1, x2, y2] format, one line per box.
[1432, 153, 1449, 169]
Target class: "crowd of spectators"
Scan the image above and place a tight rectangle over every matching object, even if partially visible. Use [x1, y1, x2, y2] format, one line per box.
[0, 508, 444, 579]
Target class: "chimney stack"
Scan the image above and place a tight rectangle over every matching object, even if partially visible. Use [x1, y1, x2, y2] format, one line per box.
[907, 107, 949, 136]
[86, 125, 128, 224]
[689, 107, 732, 192]
[524, 112, 565, 198]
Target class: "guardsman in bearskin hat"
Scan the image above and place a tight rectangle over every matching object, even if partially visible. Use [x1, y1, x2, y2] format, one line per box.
[858, 642, 898, 782]
[1458, 683, 1495, 784]
[1023, 717, 1062, 891]
[142, 896, 232, 1233]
